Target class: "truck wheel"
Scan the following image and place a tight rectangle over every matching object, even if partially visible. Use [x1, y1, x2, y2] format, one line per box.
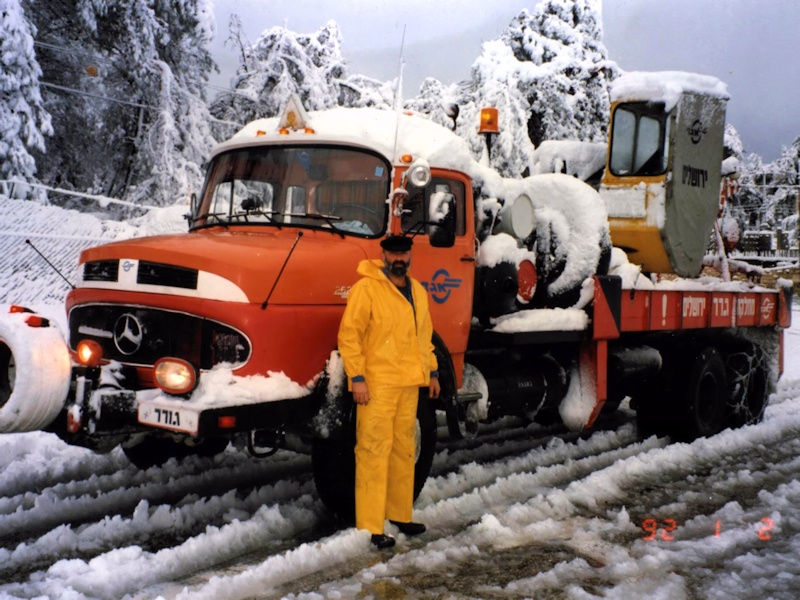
[633, 349, 681, 438]
[312, 393, 437, 523]
[434, 332, 478, 439]
[122, 436, 229, 469]
[676, 347, 727, 440]
[727, 344, 769, 427]
[0, 315, 71, 433]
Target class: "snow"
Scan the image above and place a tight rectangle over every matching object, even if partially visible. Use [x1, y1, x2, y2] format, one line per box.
[532, 140, 607, 181]
[608, 247, 654, 290]
[0, 301, 794, 596]
[476, 232, 534, 269]
[610, 71, 730, 112]
[491, 307, 589, 333]
[223, 107, 479, 170]
[140, 366, 313, 411]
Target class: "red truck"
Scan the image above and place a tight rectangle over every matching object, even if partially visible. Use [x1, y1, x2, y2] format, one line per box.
[0, 73, 791, 519]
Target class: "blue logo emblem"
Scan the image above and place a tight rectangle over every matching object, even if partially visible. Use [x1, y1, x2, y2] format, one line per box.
[422, 269, 462, 304]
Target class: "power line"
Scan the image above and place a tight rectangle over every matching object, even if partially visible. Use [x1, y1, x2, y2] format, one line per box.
[34, 37, 251, 101]
[40, 80, 244, 128]
[40, 81, 154, 110]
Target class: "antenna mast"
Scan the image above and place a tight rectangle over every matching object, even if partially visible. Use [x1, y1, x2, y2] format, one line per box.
[391, 25, 407, 163]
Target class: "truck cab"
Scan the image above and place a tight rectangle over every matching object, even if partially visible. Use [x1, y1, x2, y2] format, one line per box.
[62, 104, 477, 450]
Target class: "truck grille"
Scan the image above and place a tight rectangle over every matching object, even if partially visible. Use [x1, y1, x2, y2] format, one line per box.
[81, 260, 198, 290]
[137, 261, 198, 289]
[69, 305, 250, 369]
[83, 260, 119, 282]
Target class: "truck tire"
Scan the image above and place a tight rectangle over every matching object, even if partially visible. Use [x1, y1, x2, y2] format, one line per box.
[727, 344, 769, 428]
[0, 315, 71, 433]
[311, 392, 437, 523]
[676, 346, 727, 440]
[122, 436, 229, 469]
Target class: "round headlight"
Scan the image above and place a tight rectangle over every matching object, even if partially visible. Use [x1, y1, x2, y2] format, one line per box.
[154, 358, 198, 395]
[76, 339, 104, 368]
[406, 159, 431, 188]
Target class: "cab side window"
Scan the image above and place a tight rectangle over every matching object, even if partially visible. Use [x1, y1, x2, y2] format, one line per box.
[402, 177, 466, 236]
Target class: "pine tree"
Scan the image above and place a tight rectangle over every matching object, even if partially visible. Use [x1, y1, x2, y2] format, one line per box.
[0, 0, 52, 193]
[406, 0, 616, 179]
[502, 0, 615, 147]
[210, 19, 397, 128]
[211, 21, 348, 125]
[26, 0, 217, 209]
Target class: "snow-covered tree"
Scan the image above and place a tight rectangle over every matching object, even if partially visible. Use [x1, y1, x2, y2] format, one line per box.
[211, 20, 398, 128]
[125, 0, 218, 205]
[762, 140, 800, 228]
[211, 21, 347, 124]
[734, 138, 799, 232]
[405, 78, 460, 130]
[0, 0, 52, 192]
[406, 1, 616, 179]
[27, 0, 217, 208]
[502, 0, 615, 147]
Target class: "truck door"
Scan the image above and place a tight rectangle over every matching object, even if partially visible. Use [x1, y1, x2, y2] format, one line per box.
[401, 173, 475, 372]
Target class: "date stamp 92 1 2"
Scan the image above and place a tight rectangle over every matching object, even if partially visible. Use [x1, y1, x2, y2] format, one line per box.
[641, 518, 775, 541]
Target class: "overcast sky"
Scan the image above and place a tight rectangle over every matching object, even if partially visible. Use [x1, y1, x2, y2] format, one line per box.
[209, 0, 800, 162]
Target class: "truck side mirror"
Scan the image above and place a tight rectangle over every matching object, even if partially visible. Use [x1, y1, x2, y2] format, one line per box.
[429, 192, 456, 248]
[185, 192, 198, 227]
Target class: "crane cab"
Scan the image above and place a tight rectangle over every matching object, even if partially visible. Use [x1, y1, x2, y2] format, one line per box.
[600, 72, 728, 277]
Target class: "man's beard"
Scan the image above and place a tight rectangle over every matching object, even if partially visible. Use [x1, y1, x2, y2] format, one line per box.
[386, 259, 409, 277]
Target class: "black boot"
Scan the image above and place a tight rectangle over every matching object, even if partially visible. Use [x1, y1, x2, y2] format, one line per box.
[371, 534, 396, 549]
[390, 521, 426, 536]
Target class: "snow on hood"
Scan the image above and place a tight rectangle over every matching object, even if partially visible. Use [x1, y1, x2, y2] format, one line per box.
[610, 71, 729, 112]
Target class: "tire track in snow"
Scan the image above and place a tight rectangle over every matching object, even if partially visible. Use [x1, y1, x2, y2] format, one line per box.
[0, 450, 312, 546]
[292, 391, 800, 599]
[139, 425, 661, 599]
[0, 412, 642, 598]
[0, 380, 797, 598]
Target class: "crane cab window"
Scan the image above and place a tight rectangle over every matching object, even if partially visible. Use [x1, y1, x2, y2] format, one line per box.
[609, 102, 669, 177]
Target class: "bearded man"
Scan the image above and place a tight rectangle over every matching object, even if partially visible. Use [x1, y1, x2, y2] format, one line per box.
[337, 234, 440, 549]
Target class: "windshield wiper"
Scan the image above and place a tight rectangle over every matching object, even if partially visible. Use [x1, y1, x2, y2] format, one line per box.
[286, 212, 346, 238]
[230, 209, 284, 229]
[195, 213, 229, 228]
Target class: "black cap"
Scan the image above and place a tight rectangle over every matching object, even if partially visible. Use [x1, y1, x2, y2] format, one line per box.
[380, 235, 413, 252]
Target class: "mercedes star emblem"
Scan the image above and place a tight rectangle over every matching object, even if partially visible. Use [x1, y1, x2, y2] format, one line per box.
[113, 313, 143, 355]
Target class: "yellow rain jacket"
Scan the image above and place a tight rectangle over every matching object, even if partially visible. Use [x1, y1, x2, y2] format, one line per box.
[338, 259, 437, 389]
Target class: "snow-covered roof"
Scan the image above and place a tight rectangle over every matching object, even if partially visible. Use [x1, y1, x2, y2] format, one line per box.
[610, 71, 729, 111]
[214, 107, 477, 171]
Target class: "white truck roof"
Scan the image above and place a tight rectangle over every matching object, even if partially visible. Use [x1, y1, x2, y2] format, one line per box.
[212, 106, 476, 173]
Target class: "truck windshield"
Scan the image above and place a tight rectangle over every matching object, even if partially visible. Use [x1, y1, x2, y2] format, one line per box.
[193, 146, 391, 237]
[609, 102, 669, 177]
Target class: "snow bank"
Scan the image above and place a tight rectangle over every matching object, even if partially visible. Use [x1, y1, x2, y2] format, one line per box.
[531, 140, 607, 181]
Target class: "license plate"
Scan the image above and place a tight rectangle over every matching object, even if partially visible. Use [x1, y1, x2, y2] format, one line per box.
[138, 399, 200, 435]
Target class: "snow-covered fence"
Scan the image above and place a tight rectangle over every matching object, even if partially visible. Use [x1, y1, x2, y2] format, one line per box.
[0, 193, 188, 306]
[0, 180, 159, 214]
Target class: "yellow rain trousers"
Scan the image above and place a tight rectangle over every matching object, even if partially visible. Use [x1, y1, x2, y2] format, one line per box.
[355, 384, 418, 533]
[338, 258, 438, 534]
